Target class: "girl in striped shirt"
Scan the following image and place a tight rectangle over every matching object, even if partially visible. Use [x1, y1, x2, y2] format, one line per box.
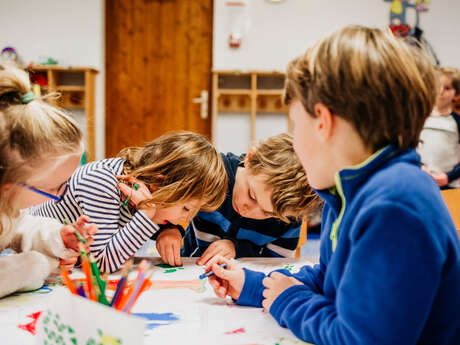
[30, 131, 227, 273]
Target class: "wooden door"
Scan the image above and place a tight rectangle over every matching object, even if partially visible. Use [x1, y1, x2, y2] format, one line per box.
[105, 0, 213, 157]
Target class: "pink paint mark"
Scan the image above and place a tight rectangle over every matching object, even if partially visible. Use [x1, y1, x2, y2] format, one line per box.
[225, 327, 246, 335]
[18, 311, 42, 335]
[77, 278, 202, 291]
[149, 280, 202, 290]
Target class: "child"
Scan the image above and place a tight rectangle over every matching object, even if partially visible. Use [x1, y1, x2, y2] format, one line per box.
[0, 64, 97, 298]
[181, 133, 318, 265]
[205, 25, 460, 344]
[30, 131, 228, 273]
[417, 67, 460, 188]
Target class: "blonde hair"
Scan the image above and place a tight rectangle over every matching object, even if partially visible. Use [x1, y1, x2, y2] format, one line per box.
[119, 131, 227, 215]
[284, 25, 438, 152]
[0, 64, 83, 235]
[438, 67, 460, 95]
[246, 133, 318, 222]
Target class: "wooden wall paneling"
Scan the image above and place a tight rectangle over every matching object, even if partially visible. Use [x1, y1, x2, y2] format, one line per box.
[187, 1, 212, 136]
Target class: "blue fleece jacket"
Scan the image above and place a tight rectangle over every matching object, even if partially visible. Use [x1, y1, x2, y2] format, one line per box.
[236, 147, 460, 345]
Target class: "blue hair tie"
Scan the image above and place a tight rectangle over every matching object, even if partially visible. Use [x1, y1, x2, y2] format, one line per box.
[21, 92, 35, 104]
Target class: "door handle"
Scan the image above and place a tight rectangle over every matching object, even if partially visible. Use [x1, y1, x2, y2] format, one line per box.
[192, 90, 208, 119]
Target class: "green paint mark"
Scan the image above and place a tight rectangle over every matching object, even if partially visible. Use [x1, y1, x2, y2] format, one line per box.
[68, 326, 75, 333]
[70, 337, 77, 345]
[156, 263, 185, 273]
[283, 265, 294, 272]
[86, 338, 96, 345]
[163, 266, 184, 273]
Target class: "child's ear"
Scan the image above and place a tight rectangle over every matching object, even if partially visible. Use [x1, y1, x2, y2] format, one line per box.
[313, 103, 333, 142]
[244, 148, 256, 167]
[0, 183, 13, 196]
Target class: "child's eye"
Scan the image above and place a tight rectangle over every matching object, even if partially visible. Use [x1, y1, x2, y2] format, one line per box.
[183, 206, 190, 212]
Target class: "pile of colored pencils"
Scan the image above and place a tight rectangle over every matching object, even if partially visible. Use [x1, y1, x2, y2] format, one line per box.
[60, 226, 152, 314]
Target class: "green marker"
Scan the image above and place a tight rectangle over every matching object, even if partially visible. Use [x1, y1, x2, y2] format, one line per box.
[64, 219, 86, 244]
[123, 183, 139, 206]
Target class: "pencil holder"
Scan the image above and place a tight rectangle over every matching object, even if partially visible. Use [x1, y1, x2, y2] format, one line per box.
[36, 289, 145, 345]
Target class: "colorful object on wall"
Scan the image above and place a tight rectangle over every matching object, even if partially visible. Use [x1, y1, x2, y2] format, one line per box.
[383, 0, 429, 37]
[225, 1, 250, 49]
[383, 0, 439, 65]
[1, 47, 20, 66]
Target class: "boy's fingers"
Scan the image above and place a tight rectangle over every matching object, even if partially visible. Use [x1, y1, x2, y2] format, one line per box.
[197, 247, 216, 266]
[204, 255, 232, 272]
[262, 276, 273, 288]
[211, 262, 233, 280]
[173, 243, 182, 266]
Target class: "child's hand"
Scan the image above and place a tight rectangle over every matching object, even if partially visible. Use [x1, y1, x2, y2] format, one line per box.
[261, 272, 303, 311]
[432, 172, 448, 187]
[117, 176, 157, 219]
[421, 165, 434, 177]
[196, 239, 236, 266]
[60, 215, 97, 252]
[59, 251, 80, 270]
[205, 256, 244, 300]
[156, 227, 183, 266]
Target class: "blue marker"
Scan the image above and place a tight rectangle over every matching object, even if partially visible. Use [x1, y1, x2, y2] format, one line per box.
[199, 264, 227, 279]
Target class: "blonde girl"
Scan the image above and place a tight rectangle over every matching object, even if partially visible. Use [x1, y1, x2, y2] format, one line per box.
[31, 131, 228, 273]
[0, 64, 97, 298]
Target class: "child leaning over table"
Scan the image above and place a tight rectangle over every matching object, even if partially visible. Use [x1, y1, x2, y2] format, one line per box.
[181, 133, 318, 265]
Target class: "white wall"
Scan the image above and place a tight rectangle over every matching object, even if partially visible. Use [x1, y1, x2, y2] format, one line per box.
[1, 1, 458, 157]
[213, 0, 460, 154]
[0, 0, 105, 160]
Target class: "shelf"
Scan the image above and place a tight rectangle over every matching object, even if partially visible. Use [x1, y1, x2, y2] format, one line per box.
[218, 89, 252, 95]
[212, 70, 291, 144]
[56, 85, 85, 92]
[29, 65, 98, 73]
[256, 89, 284, 96]
[28, 65, 98, 162]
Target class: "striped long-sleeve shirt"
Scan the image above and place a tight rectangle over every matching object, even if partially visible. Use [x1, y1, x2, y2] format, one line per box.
[29, 158, 160, 273]
[181, 153, 301, 258]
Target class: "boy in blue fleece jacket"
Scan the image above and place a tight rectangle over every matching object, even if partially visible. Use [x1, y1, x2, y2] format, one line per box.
[204, 25, 460, 345]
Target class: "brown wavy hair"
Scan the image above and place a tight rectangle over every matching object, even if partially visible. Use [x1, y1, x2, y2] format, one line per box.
[119, 131, 227, 216]
[0, 64, 82, 235]
[246, 133, 319, 222]
[284, 25, 437, 152]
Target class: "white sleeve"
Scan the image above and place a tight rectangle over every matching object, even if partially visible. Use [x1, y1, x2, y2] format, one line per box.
[0, 251, 58, 298]
[9, 214, 74, 259]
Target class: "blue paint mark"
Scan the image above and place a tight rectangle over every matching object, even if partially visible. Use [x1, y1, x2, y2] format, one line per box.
[133, 312, 179, 322]
[133, 312, 180, 331]
[145, 323, 164, 330]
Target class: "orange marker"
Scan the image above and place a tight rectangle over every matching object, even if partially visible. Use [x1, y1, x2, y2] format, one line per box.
[60, 269, 78, 295]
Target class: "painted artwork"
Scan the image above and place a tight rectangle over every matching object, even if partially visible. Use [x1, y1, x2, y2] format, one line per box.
[1, 258, 314, 345]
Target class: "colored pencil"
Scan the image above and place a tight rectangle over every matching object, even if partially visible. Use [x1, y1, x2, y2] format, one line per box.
[60, 269, 78, 295]
[110, 260, 132, 307]
[63, 218, 86, 244]
[127, 270, 154, 314]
